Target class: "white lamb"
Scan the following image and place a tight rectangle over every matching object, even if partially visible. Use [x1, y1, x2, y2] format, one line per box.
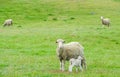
[69, 56, 83, 72]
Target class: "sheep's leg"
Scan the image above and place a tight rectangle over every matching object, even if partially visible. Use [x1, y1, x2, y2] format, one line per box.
[60, 59, 62, 71]
[81, 59, 84, 68]
[61, 60, 65, 71]
[102, 25, 104, 28]
[60, 62, 62, 71]
[81, 57, 87, 70]
[82, 59, 87, 70]
[11, 21, 13, 25]
[3, 23, 6, 27]
[84, 59, 87, 70]
[60, 59, 65, 71]
[108, 24, 110, 27]
[84, 62, 87, 70]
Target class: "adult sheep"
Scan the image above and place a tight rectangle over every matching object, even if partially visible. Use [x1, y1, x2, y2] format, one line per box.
[3, 19, 13, 27]
[56, 39, 86, 71]
[101, 16, 110, 27]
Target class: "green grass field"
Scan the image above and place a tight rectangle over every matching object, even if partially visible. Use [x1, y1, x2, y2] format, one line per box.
[0, 0, 120, 77]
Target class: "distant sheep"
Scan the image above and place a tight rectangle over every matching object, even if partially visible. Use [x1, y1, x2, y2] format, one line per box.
[3, 19, 13, 26]
[69, 56, 83, 72]
[56, 39, 86, 71]
[101, 16, 110, 27]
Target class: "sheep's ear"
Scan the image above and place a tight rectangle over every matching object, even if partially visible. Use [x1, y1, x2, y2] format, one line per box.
[56, 41, 58, 43]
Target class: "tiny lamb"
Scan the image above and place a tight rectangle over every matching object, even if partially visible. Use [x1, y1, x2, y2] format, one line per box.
[69, 56, 83, 72]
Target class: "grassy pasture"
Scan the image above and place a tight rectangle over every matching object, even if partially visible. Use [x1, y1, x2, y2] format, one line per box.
[0, 0, 120, 77]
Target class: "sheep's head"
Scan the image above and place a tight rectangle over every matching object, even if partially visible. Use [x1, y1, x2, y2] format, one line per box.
[101, 16, 104, 20]
[56, 39, 65, 48]
[56, 39, 65, 43]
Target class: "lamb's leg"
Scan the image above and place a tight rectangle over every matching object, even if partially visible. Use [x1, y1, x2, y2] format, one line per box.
[69, 65, 73, 72]
[76, 67, 78, 72]
[79, 65, 83, 71]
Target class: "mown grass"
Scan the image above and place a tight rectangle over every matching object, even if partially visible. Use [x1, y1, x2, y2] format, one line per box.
[0, 0, 120, 77]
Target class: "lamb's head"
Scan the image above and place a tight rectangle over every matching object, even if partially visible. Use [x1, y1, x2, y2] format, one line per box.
[56, 39, 65, 48]
[69, 58, 75, 65]
[100, 16, 104, 20]
[78, 56, 83, 60]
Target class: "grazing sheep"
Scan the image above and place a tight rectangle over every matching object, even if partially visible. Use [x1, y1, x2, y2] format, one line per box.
[69, 56, 83, 72]
[56, 39, 86, 71]
[3, 19, 13, 26]
[101, 16, 110, 27]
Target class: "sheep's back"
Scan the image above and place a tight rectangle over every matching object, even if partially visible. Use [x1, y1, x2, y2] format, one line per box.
[102, 19, 110, 25]
[62, 44, 84, 60]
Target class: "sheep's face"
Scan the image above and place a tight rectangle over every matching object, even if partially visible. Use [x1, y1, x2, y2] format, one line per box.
[101, 16, 104, 19]
[56, 39, 65, 48]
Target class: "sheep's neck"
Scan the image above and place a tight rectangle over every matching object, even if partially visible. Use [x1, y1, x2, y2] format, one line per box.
[102, 19, 105, 23]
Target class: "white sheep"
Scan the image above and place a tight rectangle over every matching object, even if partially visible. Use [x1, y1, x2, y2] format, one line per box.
[100, 16, 110, 27]
[69, 56, 83, 72]
[3, 19, 13, 26]
[56, 39, 86, 71]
